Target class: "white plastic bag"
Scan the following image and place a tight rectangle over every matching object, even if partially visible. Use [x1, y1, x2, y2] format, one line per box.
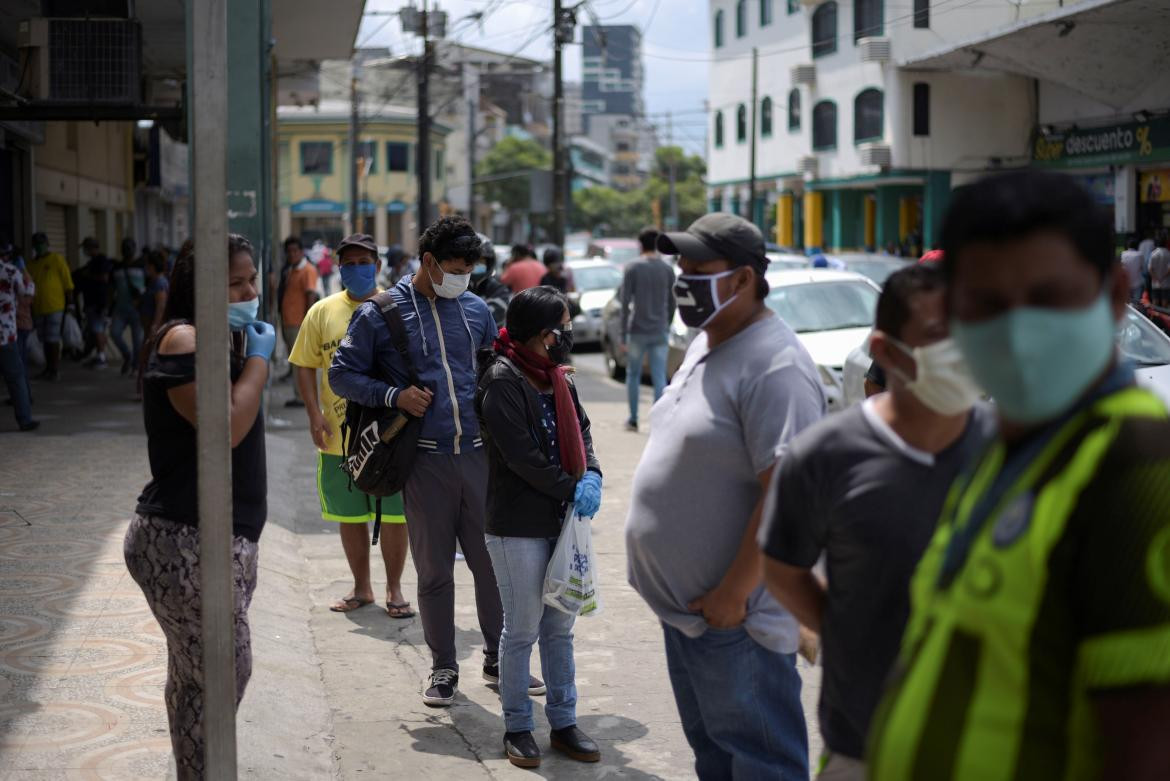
[62, 312, 84, 353]
[25, 331, 46, 369]
[543, 507, 602, 617]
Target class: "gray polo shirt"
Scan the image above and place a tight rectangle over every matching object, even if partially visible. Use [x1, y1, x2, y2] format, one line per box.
[625, 315, 826, 654]
[759, 398, 995, 759]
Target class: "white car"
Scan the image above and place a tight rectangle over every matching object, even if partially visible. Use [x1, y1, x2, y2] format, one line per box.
[668, 269, 882, 410]
[567, 259, 624, 346]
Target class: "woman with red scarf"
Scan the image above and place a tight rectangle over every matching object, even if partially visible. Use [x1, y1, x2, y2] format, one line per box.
[476, 285, 603, 768]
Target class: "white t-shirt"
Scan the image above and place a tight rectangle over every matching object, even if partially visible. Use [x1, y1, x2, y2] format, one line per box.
[1121, 249, 1146, 291]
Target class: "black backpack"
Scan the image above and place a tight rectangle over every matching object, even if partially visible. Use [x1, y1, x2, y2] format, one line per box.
[340, 291, 421, 545]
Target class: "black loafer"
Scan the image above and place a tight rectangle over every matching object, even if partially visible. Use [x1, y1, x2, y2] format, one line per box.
[504, 731, 541, 768]
[550, 725, 600, 762]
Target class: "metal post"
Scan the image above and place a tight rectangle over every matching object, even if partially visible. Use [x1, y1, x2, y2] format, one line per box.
[748, 46, 758, 227]
[667, 110, 678, 229]
[551, 0, 566, 247]
[468, 95, 477, 229]
[349, 71, 360, 234]
[190, 0, 236, 776]
[417, 0, 432, 232]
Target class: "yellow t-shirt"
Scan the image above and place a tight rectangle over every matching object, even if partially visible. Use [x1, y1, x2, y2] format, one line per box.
[28, 252, 74, 316]
[288, 288, 379, 455]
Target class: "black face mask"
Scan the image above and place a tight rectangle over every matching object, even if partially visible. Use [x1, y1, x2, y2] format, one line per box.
[674, 270, 739, 328]
[547, 327, 573, 364]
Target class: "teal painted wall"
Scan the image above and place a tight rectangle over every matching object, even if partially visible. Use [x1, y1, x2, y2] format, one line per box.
[922, 171, 952, 250]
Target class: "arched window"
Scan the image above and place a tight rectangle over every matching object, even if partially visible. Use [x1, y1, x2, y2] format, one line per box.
[788, 89, 801, 131]
[736, 0, 747, 37]
[737, 104, 748, 143]
[760, 0, 773, 26]
[761, 96, 773, 137]
[813, 101, 837, 150]
[714, 9, 724, 48]
[853, 0, 883, 42]
[854, 88, 884, 142]
[811, 1, 838, 58]
[714, 111, 725, 148]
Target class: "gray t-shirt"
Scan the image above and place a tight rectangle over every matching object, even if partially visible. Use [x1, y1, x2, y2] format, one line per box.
[620, 254, 677, 339]
[625, 315, 826, 654]
[759, 398, 995, 759]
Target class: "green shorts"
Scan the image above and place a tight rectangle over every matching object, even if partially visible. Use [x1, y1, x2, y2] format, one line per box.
[316, 453, 406, 524]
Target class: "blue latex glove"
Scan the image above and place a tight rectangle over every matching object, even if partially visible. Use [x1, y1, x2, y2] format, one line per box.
[573, 471, 602, 518]
[244, 320, 276, 361]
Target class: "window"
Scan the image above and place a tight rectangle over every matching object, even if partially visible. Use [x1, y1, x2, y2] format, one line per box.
[913, 0, 929, 27]
[435, 149, 444, 178]
[853, 0, 883, 42]
[913, 83, 930, 136]
[811, 2, 838, 58]
[760, 0, 773, 26]
[788, 89, 801, 131]
[812, 101, 837, 150]
[714, 9, 724, 47]
[300, 142, 333, 175]
[761, 96, 773, 137]
[386, 142, 409, 172]
[736, 0, 747, 37]
[616, 141, 631, 152]
[854, 89, 884, 142]
[356, 140, 376, 173]
[714, 111, 725, 148]
[787, 0, 799, 12]
[737, 104, 748, 143]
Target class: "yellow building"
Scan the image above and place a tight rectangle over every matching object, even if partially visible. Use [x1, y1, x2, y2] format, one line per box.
[277, 101, 450, 254]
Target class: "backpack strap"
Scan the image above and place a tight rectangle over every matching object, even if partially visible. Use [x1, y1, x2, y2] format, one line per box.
[372, 291, 420, 388]
[371, 498, 383, 547]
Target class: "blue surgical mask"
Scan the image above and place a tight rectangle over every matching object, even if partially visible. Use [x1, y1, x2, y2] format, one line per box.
[951, 290, 1116, 424]
[340, 263, 377, 298]
[228, 297, 260, 330]
[473, 263, 487, 276]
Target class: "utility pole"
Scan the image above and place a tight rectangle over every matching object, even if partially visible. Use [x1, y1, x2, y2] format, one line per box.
[468, 93, 477, 232]
[551, 0, 568, 248]
[417, 0, 433, 232]
[667, 110, 678, 230]
[748, 46, 758, 227]
[348, 69, 360, 235]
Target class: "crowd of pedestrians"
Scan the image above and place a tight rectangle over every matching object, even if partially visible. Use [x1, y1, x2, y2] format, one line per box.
[97, 167, 1170, 779]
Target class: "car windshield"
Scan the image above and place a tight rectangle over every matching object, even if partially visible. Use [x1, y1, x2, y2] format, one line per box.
[842, 258, 908, 285]
[1118, 308, 1170, 366]
[605, 245, 640, 265]
[573, 264, 623, 292]
[766, 281, 879, 333]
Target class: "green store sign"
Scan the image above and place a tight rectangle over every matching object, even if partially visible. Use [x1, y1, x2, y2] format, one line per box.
[1032, 116, 1170, 168]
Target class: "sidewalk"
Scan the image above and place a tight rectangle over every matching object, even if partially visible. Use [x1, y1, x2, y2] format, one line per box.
[0, 356, 821, 779]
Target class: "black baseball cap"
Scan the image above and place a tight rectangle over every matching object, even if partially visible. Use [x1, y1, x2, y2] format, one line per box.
[658, 212, 768, 273]
[80, 236, 100, 250]
[336, 233, 378, 257]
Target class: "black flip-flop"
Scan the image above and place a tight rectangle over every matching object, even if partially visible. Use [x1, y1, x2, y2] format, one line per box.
[386, 601, 416, 619]
[329, 596, 374, 613]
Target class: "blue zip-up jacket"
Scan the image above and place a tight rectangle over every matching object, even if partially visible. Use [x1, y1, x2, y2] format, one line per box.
[329, 277, 497, 455]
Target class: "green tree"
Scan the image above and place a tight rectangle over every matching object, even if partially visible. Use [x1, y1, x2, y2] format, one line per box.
[476, 137, 551, 213]
[572, 186, 648, 235]
[571, 145, 708, 234]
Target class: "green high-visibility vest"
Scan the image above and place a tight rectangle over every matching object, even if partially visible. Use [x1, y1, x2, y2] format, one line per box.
[869, 385, 1170, 781]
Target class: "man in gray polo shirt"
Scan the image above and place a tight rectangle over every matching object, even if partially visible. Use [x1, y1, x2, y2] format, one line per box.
[626, 213, 826, 780]
[620, 225, 676, 431]
[760, 265, 993, 781]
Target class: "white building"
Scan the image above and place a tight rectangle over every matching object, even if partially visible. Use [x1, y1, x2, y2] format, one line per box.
[706, 0, 1046, 251]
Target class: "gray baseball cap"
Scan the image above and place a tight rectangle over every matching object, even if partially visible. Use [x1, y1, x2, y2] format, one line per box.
[657, 212, 768, 272]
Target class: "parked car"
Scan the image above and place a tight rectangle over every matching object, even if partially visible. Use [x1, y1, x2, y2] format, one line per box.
[564, 232, 592, 259]
[587, 238, 640, 267]
[767, 252, 812, 271]
[831, 253, 910, 286]
[566, 259, 624, 347]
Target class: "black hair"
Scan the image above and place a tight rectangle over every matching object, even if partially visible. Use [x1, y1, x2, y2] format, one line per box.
[1128, 237, 1141, 251]
[153, 234, 255, 356]
[638, 226, 659, 253]
[940, 170, 1114, 280]
[875, 264, 945, 340]
[510, 243, 535, 261]
[753, 267, 769, 300]
[283, 235, 303, 251]
[506, 285, 569, 343]
[478, 236, 497, 274]
[543, 247, 563, 267]
[146, 250, 167, 273]
[419, 216, 482, 262]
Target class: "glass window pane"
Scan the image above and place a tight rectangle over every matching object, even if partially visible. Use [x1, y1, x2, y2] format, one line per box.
[300, 142, 332, 175]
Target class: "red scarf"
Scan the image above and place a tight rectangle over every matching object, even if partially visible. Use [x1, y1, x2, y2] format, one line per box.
[495, 328, 587, 479]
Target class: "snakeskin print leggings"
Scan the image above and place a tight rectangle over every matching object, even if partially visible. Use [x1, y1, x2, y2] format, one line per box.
[123, 514, 259, 780]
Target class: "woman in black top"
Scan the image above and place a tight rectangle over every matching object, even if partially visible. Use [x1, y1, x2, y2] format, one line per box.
[476, 286, 603, 768]
[123, 235, 276, 780]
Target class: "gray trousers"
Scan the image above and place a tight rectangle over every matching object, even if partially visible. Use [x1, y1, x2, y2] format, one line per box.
[403, 448, 503, 671]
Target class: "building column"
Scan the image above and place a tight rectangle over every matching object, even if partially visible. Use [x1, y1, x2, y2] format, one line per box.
[922, 171, 952, 251]
[776, 192, 795, 247]
[899, 197, 917, 245]
[803, 190, 823, 250]
[864, 195, 876, 250]
[374, 205, 389, 247]
[875, 186, 899, 251]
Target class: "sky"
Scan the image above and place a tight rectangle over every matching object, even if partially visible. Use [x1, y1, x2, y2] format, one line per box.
[357, 0, 712, 155]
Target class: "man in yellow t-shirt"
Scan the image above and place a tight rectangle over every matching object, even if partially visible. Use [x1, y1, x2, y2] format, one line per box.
[289, 233, 413, 617]
[27, 231, 74, 381]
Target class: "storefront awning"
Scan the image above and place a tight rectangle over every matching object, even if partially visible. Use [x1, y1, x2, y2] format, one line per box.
[901, 0, 1170, 110]
[291, 199, 344, 215]
[386, 200, 408, 213]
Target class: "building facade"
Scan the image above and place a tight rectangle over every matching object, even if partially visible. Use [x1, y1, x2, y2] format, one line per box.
[582, 25, 645, 123]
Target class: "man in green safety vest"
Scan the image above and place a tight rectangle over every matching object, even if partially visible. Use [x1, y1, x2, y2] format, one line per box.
[868, 169, 1170, 781]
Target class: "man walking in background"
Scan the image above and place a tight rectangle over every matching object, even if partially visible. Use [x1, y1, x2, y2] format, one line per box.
[0, 241, 37, 431]
[620, 226, 676, 432]
[289, 234, 414, 618]
[27, 232, 73, 382]
[78, 237, 114, 369]
[501, 244, 545, 293]
[279, 236, 319, 407]
[110, 238, 145, 376]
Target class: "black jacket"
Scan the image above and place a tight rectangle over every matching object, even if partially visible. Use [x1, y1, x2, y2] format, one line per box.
[476, 353, 601, 538]
[471, 275, 511, 328]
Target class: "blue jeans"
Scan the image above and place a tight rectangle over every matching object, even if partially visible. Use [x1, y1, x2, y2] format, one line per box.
[663, 623, 809, 781]
[0, 342, 33, 426]
[110, 309, 143, 367]
[485, 534, 577, 733]
[626, 332, 668, 425]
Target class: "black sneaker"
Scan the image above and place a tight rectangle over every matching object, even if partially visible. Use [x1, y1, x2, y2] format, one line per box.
[483, 663, 546, 695]
[422, 668, 458, 707]
[284, 398, 305, 408]
[624, 419, 638, 432]
[550, 725, 600, 763]
[504, 731, 541, 768]
[18, 420, 40, 432]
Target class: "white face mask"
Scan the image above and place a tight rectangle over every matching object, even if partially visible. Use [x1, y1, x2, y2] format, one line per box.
[428, 259, 470, 299]
[887, 337, 983, 415]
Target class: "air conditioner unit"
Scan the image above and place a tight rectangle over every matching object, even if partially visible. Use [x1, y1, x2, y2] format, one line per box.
[858, 36, 891, 63]
[859, 142, 892, 167]
[791, 64, 816, 87]
[797, 156, 818, 178]
[17, 17, 142, 104]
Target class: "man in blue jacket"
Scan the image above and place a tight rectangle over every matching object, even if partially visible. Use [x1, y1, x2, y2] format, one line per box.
[331, 216, 517, 706]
